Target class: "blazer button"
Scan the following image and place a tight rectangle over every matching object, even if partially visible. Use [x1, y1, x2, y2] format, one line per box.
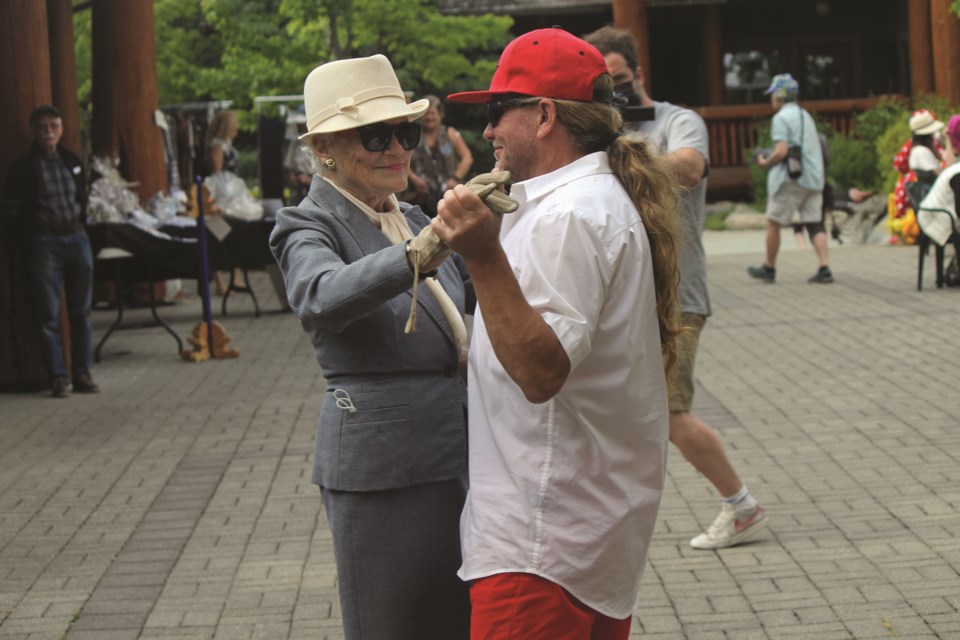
[444, 366, 456, 377]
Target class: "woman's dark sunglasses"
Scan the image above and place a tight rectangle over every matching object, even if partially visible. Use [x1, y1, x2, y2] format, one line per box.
[487, 97, 541, 127]
[357, 121, 422, 152]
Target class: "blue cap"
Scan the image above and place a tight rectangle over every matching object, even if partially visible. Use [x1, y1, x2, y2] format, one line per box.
[764, 73, 799, 99]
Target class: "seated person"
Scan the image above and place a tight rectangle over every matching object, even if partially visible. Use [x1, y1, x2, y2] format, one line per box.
[916, 117, 960, 247]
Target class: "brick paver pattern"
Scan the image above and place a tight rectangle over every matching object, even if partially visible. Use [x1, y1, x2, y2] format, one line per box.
[2, 243, 959, 639]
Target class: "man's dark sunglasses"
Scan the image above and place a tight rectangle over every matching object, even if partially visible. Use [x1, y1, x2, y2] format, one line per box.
[357, 121, 422, 152]
[487, 97, 541, 127]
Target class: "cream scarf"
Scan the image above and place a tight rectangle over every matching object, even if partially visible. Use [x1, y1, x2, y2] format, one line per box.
[323, 177, 467, 347]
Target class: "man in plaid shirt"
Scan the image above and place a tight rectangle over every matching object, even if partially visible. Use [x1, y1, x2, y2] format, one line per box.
[4, 105, 99, 398]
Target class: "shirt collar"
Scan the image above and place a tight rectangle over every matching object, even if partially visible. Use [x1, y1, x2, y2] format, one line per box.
[509, 152, 613, 207]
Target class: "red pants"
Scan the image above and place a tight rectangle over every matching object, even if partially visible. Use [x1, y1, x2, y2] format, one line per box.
[470, 573, 632, 640]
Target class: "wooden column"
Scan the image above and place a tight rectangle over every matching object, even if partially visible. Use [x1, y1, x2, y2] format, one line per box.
[92, 0, 167, 203]
[47, 0, 81, 154]
[613, 0, 652, 94]
[0, 2, 53, 386]
[909, 0, 934, 95]
[930, 0, 960, 104]
[704, 5, 725, 106]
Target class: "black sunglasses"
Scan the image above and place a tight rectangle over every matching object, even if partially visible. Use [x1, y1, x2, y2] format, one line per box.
[356, 121, 422, 152]
[487, 98, 541, 127]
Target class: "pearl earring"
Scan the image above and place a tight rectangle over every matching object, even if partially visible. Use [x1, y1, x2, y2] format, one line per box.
[324, 158, 336, 168]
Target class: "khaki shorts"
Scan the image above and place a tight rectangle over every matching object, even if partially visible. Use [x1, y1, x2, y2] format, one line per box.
[668, 312, 706, 413]
[767, 181, 823, 226]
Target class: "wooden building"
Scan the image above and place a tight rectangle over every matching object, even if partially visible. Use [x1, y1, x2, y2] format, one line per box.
[438, 0, 960, 198]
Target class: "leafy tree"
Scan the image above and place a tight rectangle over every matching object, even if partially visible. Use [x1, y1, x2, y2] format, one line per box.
[74, 0, 510, 120]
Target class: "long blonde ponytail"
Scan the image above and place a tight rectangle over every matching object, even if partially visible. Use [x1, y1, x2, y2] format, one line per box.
[553, 76, 683, 378]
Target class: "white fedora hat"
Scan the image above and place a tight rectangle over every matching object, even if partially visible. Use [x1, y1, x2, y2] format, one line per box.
[300, 54, 429, 140]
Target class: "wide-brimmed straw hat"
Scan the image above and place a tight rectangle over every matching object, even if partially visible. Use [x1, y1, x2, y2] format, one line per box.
[909, 110, 945, 136]
[299, 54, 429, 140]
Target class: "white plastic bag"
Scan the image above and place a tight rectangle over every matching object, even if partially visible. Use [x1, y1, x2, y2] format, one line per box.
[204, 171, 263, 220]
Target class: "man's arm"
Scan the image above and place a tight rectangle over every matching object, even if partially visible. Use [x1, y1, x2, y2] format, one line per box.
[758, 140, 788, 168]
[432, 186, 570, 404]
[661, 109, 709, 188]
[666, 147, 706, 188]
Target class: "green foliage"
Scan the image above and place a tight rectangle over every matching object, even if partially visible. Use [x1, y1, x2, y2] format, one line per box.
[74, 0, 512, 138]
[852, 95, 909, 145]
[875, 121, 910, 195]
[156, 0, 226, 105]
[953, 0, 960, 17]
[746, 120, 772, 209]
[827, 135, 877, 194]
[73, 6, 91, 109]
[704, 208, 732, 230]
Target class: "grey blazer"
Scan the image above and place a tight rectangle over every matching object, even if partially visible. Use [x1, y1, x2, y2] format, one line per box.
[270, 177, 472, 492]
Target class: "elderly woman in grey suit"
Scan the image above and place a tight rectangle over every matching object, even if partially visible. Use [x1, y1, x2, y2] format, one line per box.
[269, 55, 471, 640]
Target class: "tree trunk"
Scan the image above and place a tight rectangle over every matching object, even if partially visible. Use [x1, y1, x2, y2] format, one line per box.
[0, 1, 53, 387]
[91, 0, 167, 203]
[47, 0, 82, 154]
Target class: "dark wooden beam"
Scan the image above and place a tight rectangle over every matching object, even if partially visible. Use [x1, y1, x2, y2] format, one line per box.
[92, 0, 167, 203]
[704, 5, 724, 106]
[0, 1, 55, 386]
[931, 0, 960, 104]
[909, 0, 934, 95]
[48, 0, 81, 154]
[613, 0, 652, 94]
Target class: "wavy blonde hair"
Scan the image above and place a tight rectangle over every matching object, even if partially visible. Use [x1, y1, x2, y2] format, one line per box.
[551, 75, 683, 378]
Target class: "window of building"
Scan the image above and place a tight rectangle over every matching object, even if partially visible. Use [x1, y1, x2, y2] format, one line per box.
[723, 50, 785, 105]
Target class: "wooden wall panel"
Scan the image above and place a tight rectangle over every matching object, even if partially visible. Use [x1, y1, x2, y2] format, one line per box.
[0, 1, 54, 386]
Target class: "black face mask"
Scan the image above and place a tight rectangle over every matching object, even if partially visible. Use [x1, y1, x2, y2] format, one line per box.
[613, 81, 641, 107]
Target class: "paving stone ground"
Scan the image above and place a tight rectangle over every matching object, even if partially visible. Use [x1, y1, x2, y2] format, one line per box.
[2, 237, 959, 639]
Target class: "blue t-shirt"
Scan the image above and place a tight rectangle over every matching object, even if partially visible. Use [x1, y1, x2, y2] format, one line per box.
[769, 102, 824, 194]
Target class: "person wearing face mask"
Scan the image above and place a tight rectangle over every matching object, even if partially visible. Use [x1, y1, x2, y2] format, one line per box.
[269, 55, 473, 640]
[584, 27, 769, 551]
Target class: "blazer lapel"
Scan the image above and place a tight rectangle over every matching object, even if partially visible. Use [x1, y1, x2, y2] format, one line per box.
[309, 179, 459, 346]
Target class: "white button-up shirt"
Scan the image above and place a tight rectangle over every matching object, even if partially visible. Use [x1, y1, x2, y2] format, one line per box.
[460, 152, 669, 618]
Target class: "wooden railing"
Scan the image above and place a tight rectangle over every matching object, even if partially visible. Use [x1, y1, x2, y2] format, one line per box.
[691, 97, 886, 198]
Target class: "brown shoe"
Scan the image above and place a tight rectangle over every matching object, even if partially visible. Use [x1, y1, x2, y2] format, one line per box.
[51, 378, 70, 398]
[73, 373, 100, 393]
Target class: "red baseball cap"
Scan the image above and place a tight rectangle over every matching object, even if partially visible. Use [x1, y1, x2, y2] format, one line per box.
[448, 28, 609, 104]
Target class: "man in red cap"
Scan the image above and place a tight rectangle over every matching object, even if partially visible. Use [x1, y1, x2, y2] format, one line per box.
[432, 28, 683, 639]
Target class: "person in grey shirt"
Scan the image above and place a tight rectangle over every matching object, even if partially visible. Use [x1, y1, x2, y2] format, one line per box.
[585, 27, 769, 549]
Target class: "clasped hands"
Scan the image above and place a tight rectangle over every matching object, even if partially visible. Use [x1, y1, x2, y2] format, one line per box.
[406, 171, 517, 272]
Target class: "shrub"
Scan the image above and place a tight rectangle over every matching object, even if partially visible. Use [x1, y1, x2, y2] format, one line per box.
[828, 135, 880, 192]
[853, 95, 909, 144]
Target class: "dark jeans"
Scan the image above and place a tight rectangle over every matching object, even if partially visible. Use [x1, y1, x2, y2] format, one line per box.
[30, 230, 94, 383]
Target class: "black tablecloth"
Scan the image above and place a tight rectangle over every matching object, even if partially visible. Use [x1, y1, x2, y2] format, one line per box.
[88, 216, 276, 281]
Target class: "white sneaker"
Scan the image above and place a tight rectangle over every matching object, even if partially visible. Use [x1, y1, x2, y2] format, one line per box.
[690, 503, 768, 550]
